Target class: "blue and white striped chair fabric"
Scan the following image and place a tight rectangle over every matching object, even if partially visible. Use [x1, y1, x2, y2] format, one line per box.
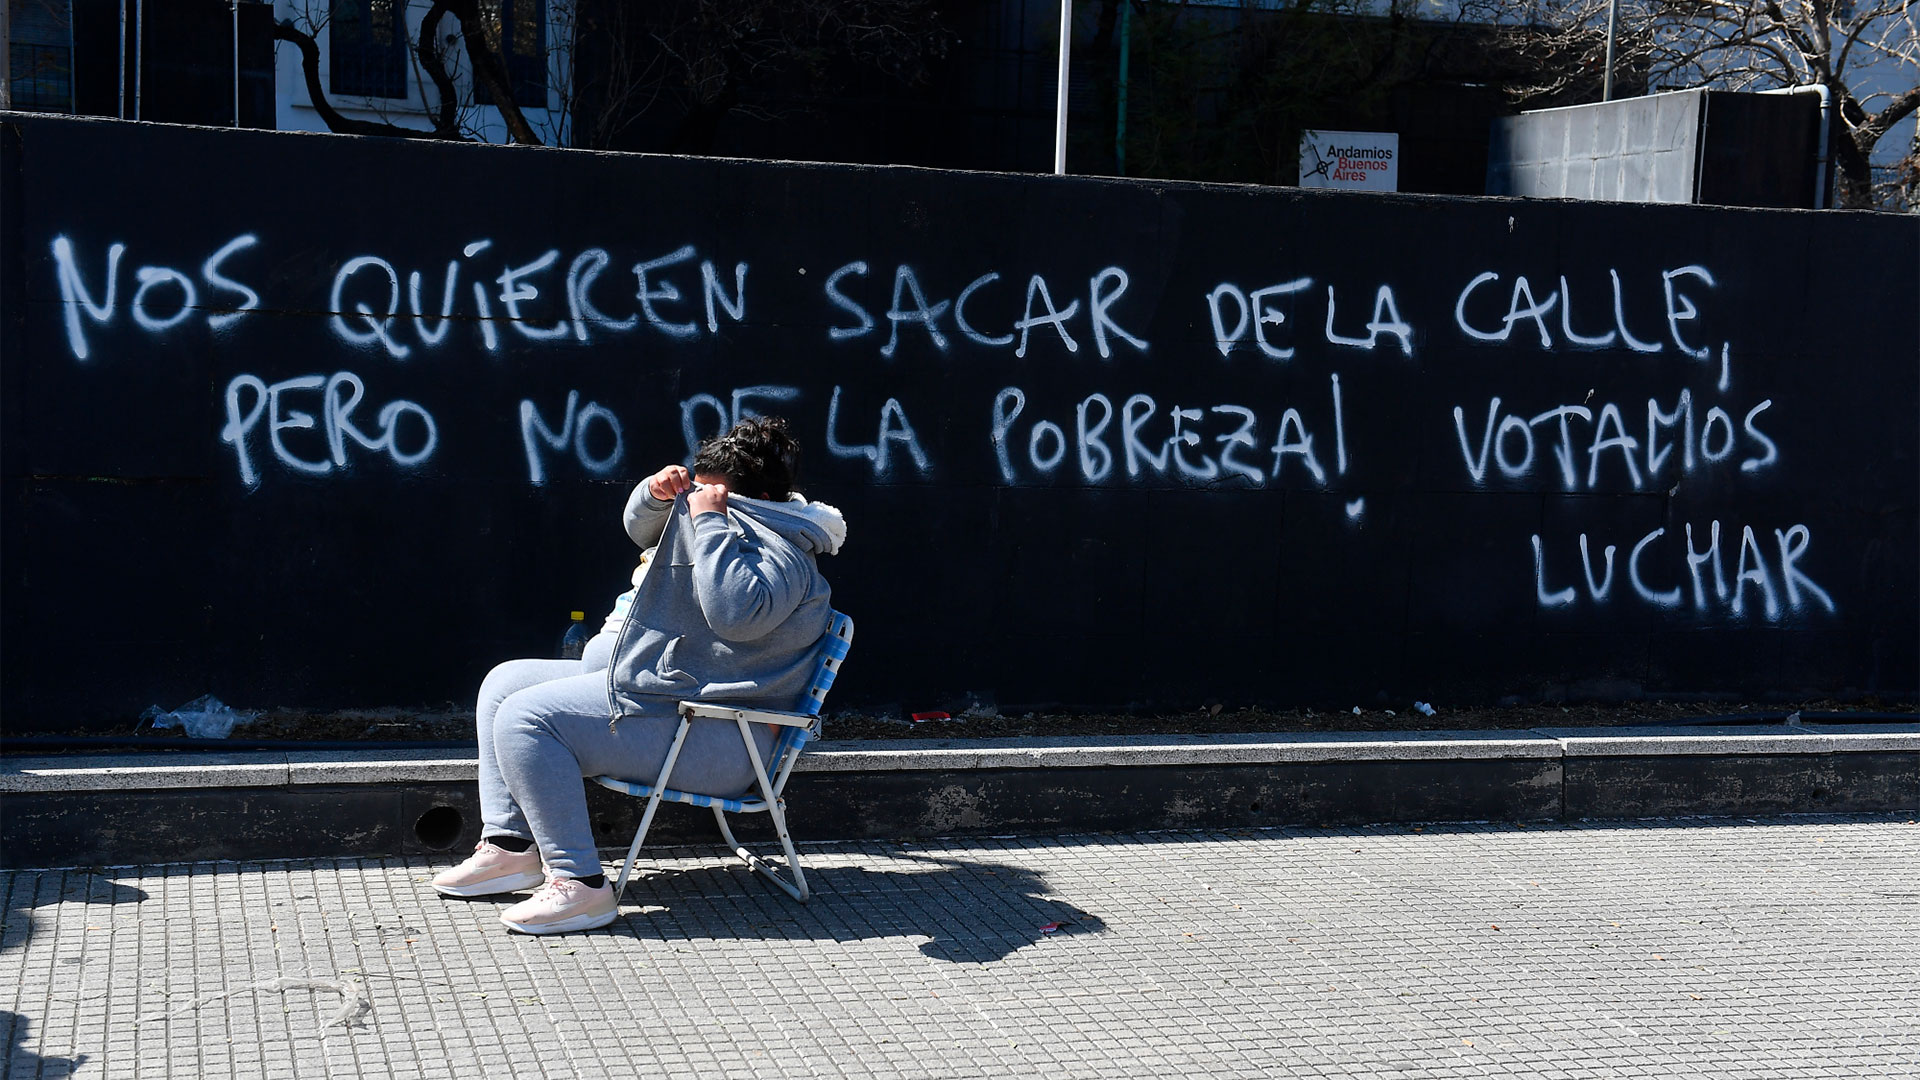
[799, 621, 852, 714]
[591, 610, 853, 903]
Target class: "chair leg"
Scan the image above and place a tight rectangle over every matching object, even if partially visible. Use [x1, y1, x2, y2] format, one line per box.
[609, 716, 693, 903]
[766, 797, 811, 902]
[721, 717, 811, 902]
[714, 805, 809, 902]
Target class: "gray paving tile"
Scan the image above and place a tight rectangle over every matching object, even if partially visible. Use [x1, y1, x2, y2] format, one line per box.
[3, 815, 1918, 1077]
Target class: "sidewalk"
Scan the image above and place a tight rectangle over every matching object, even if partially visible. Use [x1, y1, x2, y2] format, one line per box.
[4, 815, 1917, 1079]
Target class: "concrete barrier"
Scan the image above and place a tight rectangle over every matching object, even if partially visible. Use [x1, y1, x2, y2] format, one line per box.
[4, 725, 1913, 868]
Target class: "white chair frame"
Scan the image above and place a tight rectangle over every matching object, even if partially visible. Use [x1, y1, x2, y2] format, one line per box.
[590, 611, 852, 903]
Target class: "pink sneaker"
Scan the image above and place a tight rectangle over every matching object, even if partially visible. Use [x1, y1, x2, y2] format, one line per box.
[499, 876, 618, 935]
[431, 839, 545, 898]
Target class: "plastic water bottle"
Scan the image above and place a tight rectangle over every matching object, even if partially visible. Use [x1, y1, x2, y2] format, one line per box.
[559, 611, 590, 660]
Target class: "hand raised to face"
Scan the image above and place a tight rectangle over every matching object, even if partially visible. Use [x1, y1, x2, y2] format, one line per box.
[687, 482, 729, 517]
[646, 465, 694, 502]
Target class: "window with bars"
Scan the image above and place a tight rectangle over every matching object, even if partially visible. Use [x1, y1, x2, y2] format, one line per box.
[471, 0, 547, 110]
[9, 42, 73, 111]
[330, 0, 409, 98]
[10, 0, 73, 113]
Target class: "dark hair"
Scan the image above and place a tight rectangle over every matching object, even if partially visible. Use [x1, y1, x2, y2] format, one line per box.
[692, 416, 802, 500]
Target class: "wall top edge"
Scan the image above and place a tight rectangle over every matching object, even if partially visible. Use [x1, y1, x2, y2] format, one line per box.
[4, 725, 1914, 790]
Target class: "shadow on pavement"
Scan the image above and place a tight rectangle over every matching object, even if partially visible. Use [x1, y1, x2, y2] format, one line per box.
[602, 851, 1106, 963]
[1, 871, 148, 952]
[3, 1012, 89, 1078]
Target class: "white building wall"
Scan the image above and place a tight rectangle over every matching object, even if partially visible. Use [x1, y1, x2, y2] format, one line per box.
[271, 0, 572, 145]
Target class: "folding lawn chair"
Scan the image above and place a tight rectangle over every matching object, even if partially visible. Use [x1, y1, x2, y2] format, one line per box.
[590, 610, 853, 903]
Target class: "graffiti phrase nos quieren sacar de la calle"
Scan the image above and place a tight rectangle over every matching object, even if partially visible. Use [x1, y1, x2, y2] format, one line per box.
[47, 234, 1832, 623]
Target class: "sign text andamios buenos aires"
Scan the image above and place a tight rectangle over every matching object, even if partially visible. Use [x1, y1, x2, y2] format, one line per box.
[1298, 130, 1399, 192]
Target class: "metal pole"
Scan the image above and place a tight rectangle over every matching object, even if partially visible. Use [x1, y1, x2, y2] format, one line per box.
[0, 0, 11, 111]
[232, 0, 240, 126]
[1054, 0, 1072, 175]
[134, 0, 144, 120]
[1602, 0, 1618, 101]
[118, 0, 127, 118]
[66, 0, 77, 112]
[1115, 1, 1130, 175]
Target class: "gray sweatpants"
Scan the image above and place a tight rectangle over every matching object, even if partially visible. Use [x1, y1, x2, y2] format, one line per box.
[475, 631, 776, 879]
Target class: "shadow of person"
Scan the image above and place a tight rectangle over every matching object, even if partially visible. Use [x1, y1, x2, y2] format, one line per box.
[3, 1012, 89, 1078]
[915, 894, 1105, 964]
[2, 871, 148, 953]
[599, 850, 1105, 964]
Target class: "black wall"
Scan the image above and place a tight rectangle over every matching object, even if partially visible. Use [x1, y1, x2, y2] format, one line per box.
[2, 115, 1914, 730]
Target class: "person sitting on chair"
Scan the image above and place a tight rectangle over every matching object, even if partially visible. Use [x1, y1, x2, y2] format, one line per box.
[432, 416, 847, 934]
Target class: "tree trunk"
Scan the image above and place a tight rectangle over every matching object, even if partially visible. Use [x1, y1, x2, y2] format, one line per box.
[446, 0, 545, 145]
[1833, 131, 1875, 209]
[273, 21, 454, 140]
[1836, 83, 1920, 210]
[417, 1, 463, 137]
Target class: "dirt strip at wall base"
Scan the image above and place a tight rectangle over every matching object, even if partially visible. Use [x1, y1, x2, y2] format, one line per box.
[4, 751, 1913, 869]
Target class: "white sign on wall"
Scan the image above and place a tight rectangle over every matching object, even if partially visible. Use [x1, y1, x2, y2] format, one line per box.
[1298, 131, 1400, 192]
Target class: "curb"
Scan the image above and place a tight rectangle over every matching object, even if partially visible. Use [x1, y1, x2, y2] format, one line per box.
[4, 726, 1916, 868]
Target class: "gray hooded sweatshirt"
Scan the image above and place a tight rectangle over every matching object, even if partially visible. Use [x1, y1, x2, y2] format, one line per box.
[605, 489, 846, 725]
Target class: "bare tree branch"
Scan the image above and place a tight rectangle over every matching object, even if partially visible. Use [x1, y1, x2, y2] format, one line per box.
[1861, 82, 1920, 143]
[273, 19, 462, 140]
[446, 0, 544, 145]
